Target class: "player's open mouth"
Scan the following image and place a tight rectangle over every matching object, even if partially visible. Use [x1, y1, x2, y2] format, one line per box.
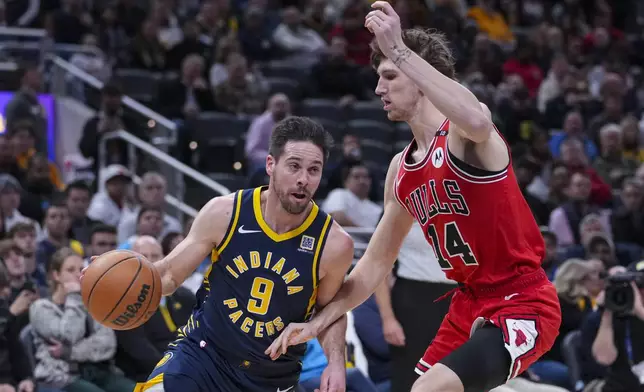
[292, 192, 307, 200]
[382, 98, 392, 110]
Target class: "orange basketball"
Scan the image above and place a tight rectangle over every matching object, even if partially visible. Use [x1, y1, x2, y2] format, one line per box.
[81, 250, 162, 331]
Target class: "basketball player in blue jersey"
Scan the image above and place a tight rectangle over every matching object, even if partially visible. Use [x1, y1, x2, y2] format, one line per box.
[133, 117, 355, 392]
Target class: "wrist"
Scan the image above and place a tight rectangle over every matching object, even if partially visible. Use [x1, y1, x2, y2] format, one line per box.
[326, 350, 346, 366]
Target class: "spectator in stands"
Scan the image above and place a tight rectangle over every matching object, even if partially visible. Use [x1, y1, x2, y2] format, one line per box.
[620, 115, 644, 163]
[64, 181, 97, 246]
[537, 54, 570, 113]
[158, 54, 215, 120]
[560, 139, 612, 205]
[79, 82, 144, 179]
[310, 36, 369, 101]
[8, 222, 43, 289]
[96, 7, 129, 67]
[128, 18, 167, 71]
[35, 203, 83, 273]
[593, 123, 638, 187]
[116, 172, 181, 244]
[531, 259, 604, 388]
[70, 34, 112, 84]
[352, 295, 391, 391]
[0, 174, 40, 235]
[549, 111, 599, 162]
[245, 93, 291, 173]
[516, 157, 551, 225]
[4, 64, 46, 153]
[0, 134, 24, 183]
[322, 162, 382, 228]
[87, 165, 132, 227]
[18, 154, 60, 225]
[303, 0, 333, 38]
[214, 52, 267, 115]
[194, 0, 230, 48]
[272, 6, 326, 59]
[118, 207, 164, 249]
[115, 0, 148, 37]
[115, 236, 195, 381]
[298, 339, 378, 392]
[238, 5, 277, 64]
[611, 178, 644, 247]
[87, 225, 117, 263]
[549, 171, 610, 247]
[328, 2, 372, 67]
[581, 261, 644, 392]
[148, 0, 183, 51]
[0, 238, 40, 331]
[50, 0, 92, 44]
[541, 228, 562, 280]
[209, 35, 267, 90]
[30, 247, 135, 392]
[0, 262, 35, 392]
[9, 122, 64, 191]
[167, 19, 210, 70]
[325, 134, 379, 201]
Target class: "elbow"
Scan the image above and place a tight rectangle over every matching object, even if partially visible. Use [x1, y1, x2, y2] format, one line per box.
[465, 111, 494, 144]
[592, 343, 617, 366]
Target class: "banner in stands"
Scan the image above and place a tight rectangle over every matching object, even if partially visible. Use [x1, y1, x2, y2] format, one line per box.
[0, 91, 56, 162]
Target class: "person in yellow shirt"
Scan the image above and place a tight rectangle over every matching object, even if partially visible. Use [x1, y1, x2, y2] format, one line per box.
[621, 115, 644, 163]
[8, 120, 64, 190]
[467, 0, 514, 43]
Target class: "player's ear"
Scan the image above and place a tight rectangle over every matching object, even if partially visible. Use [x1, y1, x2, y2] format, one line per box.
[266, 154, 275, 176]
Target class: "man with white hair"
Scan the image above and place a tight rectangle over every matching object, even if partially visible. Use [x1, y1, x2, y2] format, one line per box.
[593, 123, 638, 186]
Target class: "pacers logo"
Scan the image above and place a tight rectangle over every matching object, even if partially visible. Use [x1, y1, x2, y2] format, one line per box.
[155, 352, 173, 369]
[432, 147, 444, 168]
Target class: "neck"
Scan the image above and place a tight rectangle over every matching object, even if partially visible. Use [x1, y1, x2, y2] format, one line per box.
[407, 99, 446, 152]
[262, 188, 311, 234]
[10, 275, 25, 288]
[52, 287, 66, 304]
[48, 234, 67, 246]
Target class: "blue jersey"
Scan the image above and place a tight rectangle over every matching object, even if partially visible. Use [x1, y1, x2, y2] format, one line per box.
[142, 187, 333, 391]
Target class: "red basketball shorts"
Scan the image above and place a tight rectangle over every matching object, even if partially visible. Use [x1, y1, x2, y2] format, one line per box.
[416, 269, 562, 380]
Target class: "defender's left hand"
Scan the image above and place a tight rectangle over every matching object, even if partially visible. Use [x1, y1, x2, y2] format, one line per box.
[316, 361, 346, 392]
[365, 1, 405, 60]
[265, 322, 319, 360]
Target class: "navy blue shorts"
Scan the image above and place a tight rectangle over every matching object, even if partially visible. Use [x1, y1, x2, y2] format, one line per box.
[134, 340, 300, 392]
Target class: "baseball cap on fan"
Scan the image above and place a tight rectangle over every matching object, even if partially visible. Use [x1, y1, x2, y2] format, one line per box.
[102, 164, 132, 184]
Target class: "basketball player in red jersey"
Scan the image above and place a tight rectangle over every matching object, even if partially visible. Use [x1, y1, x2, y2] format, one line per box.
[267, 2, 561, 391]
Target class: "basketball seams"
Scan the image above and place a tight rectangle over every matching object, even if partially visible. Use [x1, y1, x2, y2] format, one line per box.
[85, 254, 141, 310]
[99, 257, 143, 323]
[127, 262, 160, 328]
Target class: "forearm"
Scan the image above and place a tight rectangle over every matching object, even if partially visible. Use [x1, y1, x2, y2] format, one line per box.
[312, 257, 391, 332]
[317, 314, 347, 365]
[592, 310, 617, 365]
[374, 277, 396, 322]
[392, 47, 491, 141]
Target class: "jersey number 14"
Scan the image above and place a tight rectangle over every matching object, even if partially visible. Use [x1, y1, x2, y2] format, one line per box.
[427, 222, 479, 270]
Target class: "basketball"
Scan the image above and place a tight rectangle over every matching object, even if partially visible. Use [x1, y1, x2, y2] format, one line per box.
[81, 250, 162, 331]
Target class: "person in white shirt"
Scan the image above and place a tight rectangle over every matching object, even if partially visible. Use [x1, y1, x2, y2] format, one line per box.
[272, 6, 327, 58]
[87, 164, 133, 227]
[0, 174, 42, 236]
[322, 163, 382, 228]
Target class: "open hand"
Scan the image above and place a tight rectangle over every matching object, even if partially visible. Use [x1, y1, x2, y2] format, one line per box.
[265, 322, 319, 360]
[383, 316, 406, 347]
[364, 1, 406, 62]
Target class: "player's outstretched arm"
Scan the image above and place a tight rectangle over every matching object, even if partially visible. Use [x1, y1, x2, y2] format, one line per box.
[155, 194, 234, 295]
[365, 1, 493, 143]
[267, 155, 413, 358]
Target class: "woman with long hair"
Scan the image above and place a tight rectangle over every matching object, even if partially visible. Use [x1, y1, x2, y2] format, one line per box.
[29, 248, 135, 392]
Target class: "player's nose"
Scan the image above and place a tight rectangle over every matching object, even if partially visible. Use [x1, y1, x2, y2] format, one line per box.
[375, 79, 386, 96]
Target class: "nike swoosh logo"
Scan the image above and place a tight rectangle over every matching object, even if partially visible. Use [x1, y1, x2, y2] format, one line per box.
[504, 293, 519, 300]
[238, 225, 261, 234]
[277, 387, 293, 392]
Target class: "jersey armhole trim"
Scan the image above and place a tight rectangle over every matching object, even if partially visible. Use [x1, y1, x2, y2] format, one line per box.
[305, 214, 333, 319]
[215, 190, 244, 256]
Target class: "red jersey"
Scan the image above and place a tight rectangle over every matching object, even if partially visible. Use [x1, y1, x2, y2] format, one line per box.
[393, 119, 544, 286]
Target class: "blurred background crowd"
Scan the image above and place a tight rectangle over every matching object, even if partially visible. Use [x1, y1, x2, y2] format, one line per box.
[0, 0, 643, 391]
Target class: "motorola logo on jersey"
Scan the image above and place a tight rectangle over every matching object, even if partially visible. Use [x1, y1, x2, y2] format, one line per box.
[432, 147, 445, 168]
[222, 251, 304, 338]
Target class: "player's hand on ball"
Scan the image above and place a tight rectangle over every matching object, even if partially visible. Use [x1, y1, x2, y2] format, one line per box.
[365, 1, 405, 60]
[265, 322, 319, 360]
[383, 316, 406, 347]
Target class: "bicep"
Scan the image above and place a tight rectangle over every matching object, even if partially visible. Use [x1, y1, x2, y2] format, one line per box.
[316, 231, 354, 308]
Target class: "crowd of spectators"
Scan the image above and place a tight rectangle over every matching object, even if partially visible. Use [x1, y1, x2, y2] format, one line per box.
[0, 0, 643, 391]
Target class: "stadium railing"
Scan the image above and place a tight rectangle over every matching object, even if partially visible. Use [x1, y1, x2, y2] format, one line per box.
[99, 130, 231, 222]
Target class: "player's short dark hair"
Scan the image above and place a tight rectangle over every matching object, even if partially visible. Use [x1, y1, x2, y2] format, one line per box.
[90, 224, 117, 240]
[65, 180, 92, 196]
[268, 116, 334, 162]
[370, 28, 456, 79]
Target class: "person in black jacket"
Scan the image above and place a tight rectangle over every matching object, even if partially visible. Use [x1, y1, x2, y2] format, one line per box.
[0, 262, 35, 392]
